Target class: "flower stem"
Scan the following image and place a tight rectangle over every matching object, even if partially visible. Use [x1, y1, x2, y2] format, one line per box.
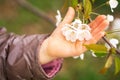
[93, 2, 107, 11]
[102, 36, 113, 48]
[91, 12, 100, 16]
[83, 15, 85, 24]
[107, 29, 120, 34]
[77, 10, 80, 19]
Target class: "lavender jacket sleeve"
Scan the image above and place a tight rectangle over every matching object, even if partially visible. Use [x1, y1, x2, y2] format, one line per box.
[0, 27, 63, 80]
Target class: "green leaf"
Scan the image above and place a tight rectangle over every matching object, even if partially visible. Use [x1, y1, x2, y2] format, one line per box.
[85, 44, 107, 51]
[93, 51, 107, 57]
[115, 57, 120, 74]
[83, 0, 92, 19]
[100, 55, 113, 74]
[109, 48, 116, 54]
[105, 55, 113, 68]
[70, 0, 78, 8]
[90, 0, 95, 3]
[85, 44, 107, 57]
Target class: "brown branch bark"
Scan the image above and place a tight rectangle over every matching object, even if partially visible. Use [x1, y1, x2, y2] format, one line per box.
[15, 0, 56, 27]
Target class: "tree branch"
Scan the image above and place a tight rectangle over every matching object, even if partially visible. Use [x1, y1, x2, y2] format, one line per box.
[102, 36, 120, 55]
[15, 0, 56, 27]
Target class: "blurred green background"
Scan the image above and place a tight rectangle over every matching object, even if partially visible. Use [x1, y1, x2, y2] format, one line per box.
[0, 0, 120, 80]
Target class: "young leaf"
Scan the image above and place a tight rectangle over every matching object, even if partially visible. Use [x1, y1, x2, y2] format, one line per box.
[85, 44, 107, 51]
[115, 57, 120, 74]
[93, 51, 107, 57]
[70, 0, 78, 8]
[85, 44, 107, 57]
[83, 0, 92, 19]
[105, 55, 113, 69]
[90, 0, 95, 3]
[109, 48, 116, 54]
[100, 55, 113, 74]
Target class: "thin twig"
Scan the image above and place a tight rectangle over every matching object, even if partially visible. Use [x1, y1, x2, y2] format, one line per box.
[15, 0, 56, 27]
[102, 36, 120, 55]
[102, 36, 114, 48]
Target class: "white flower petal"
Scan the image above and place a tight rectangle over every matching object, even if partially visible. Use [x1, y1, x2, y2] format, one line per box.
[110, 38, 119, 44]
[109, 38, 119, 48]
[109, 0, 118, 8]
[73, 56, 80, 59]
[62, 24, 72, 35]
[77, 30, 92, 41]
[72, 19, 82, 26]
[107, 14, 114, 22]
[109, 0, 118, 12]
[78, 24, 91, 31]
[105, 38, 119, 49]
[112, 18, 120, 29]
[83, 30, 92, 40]
[63, 29, 77, 42]
[55, 10, 62, 26]
[91, 50, 97, 57]
[80, 54, 84, 60]
[71, 19, 82, 29]
[76, 31, 84, 41]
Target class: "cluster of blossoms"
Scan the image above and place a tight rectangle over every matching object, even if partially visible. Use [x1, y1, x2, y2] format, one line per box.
[56, 10, 92, 42]
[61, 19, 92, 42]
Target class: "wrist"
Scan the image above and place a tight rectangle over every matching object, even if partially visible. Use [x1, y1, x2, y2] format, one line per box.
[38, 38, 57, 64]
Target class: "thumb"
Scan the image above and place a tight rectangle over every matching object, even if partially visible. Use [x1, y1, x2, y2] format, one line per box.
[62, 7, 75, 24]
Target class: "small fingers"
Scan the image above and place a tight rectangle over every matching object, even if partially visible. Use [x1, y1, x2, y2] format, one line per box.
[52, 7, 75, 36]
[94, 32, 105, 43]
[85, 31, 105, 45]
[62, 7, 75, 24]
[92, 31, 105, 43]
[91, 20, 109, 37]
[89, 15, 107, 30]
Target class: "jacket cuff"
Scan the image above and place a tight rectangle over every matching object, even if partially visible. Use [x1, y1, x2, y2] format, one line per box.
[33, 34, 63, 79]
[41, 58, 63, 78]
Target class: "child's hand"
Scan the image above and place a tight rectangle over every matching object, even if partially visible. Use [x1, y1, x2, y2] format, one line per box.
[39, 7, 109, 64]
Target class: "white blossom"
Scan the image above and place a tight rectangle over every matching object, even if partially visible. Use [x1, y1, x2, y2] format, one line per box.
[73, 53, 84, 60]
[112, 18, 120, 29]
[109, 0, 118, 12]
[55, 10, 62, 26]
[105, 38, 119, 50]
[90, 50, 97, 57]
[62, 24, 72, 35]
[77, 24, 92, 41]
[109, 38, 119, 48]
[73, 50, 97, 60]
[71, 19, 82, 28]
[65, 30, 77, 42]
[78, 24, 91, 31]
[62, 25, 78, 42]
[73, 56, 80, 59]
[80, 54, 84, 60]
[107, 14, 114, 22]
[77, 30, 92, 41]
